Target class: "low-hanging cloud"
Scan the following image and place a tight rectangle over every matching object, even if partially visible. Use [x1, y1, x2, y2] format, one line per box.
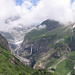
[38, 25, 46, 30]
[0, 0, 75, 31]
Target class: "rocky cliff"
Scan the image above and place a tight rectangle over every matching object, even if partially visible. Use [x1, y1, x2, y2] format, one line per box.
[0, 33, 32, 66]
[0, 33, 57, 75]
[16, 20, 73, 69]
[0, 36, 34, 75]
[0, 34, 10, 51]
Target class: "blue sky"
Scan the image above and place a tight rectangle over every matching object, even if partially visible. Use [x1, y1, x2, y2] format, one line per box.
[15, 0, 23, 5]
[71, 0, 75, 4]
[15, 0, 74, 5]
[15, 0, 40, 6]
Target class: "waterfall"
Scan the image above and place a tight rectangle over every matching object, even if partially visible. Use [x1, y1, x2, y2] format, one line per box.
[31, 46, 32, 54]
[37, 49, 38, 52]
[71, 29, 73, 42]
[70, 26, 74, 43]
[17, 50, 19, 55]
[30, 45, 32, 55]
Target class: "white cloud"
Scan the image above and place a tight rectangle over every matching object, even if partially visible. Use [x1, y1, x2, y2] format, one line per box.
[38, 25, 46, 29]
[0, 0, 75, 31]
[0, 0, 17, 31]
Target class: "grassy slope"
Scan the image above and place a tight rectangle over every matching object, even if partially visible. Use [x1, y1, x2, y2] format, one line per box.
[32, 69, 57, 75]
[0, 46, 34, 75]
[0, 46, 57, 75]
[25, 26, 69, 41]
[55, 60, 70, 75]
[55, 51, 75, 75]
[24, 29, 47, 40]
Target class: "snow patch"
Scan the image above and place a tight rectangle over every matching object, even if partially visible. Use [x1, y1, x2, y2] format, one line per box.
[20, 31, 23, 33]
[18, 25, 22, 28]
[14, 41, 23, 45]
[73, 25, 75, 28]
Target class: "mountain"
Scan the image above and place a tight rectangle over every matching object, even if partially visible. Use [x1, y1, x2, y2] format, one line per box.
[41, 19, 62, 30]
[16, 20, 62, 56]
[0, 46, 34, 75]
[0, 34, 57, 75]
[16, 19, 75, 75]
[0, 24, 37, 50]
[55, 51, 75, 75]
[0, 19, 75, 75]
[0, 34, 10, 51]
[5, 16, 20, 24]
[0, 34, 34, 74]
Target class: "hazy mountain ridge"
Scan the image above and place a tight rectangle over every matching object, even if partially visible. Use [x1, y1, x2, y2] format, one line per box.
[0, 24, 37, 50]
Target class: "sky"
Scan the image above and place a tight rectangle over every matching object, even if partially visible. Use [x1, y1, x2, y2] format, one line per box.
[0, 0, 75, 31]
[15, 0, 40, 6]
[71, 0, 75, 3]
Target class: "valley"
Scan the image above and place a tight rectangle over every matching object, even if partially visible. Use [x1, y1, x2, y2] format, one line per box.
[0, 19, 75, 75]
[0, 0, 75, 75]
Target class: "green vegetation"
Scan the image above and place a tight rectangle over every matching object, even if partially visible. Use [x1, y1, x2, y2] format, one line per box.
[0, 46, 34, 75]
[55, 60, 70, 75]
[0, 46, 57, 75]
[25, 20, 62, 41]
[22, 20, 75, 75]
[45, 59, 57, 69]
[70, 37, 75, 51]
[55, 51, 75, 75]
[71, 69, 75, 75]
[32, 69, 57, 75]
[25, 25, 69, 43]
[66, 51, 75, 75]
[24, 29, 47, 40]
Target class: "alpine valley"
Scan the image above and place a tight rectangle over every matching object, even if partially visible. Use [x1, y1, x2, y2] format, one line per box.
[0, 19, 75, 75]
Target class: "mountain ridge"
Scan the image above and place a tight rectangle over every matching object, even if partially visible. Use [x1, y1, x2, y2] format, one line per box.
[0, 19, 75, 75]
[15, 19, 75, 75]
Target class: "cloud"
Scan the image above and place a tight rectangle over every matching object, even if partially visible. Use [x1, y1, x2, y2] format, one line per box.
[31, 0, 72, 23]
[38, 25, 46, 30]
[0, 0, 17, 31]
[0, 0, 75, 31]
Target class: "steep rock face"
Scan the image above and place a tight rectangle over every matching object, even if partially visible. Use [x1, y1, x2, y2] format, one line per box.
[0, 34, 32, 67]
[0, 34, 10, 51]
[17, 20, 63, 56]
[0, 32, 33, 68]
[16, 20, 63, 58]
[16, 20, 73, 69]
[14, 54, 31, 66]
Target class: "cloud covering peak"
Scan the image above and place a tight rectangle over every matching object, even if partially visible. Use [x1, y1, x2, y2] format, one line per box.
[0, 0, 75, 31]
